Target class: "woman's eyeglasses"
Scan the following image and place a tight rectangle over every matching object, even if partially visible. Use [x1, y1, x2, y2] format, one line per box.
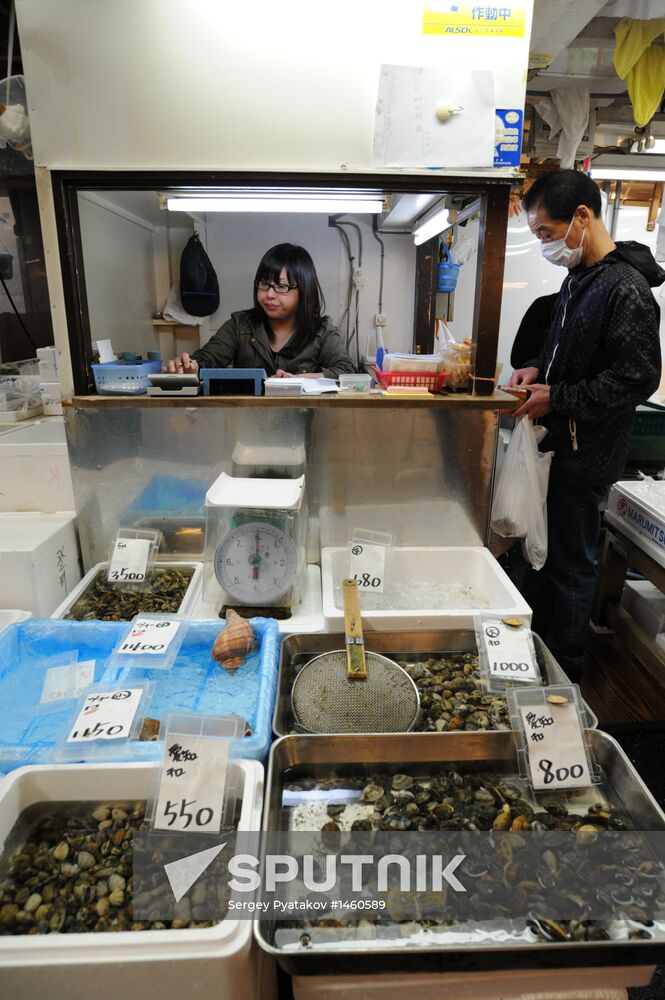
[255, 279, 298, 296]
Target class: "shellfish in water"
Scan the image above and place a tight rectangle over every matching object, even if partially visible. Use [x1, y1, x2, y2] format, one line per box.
[212, 610, 256, 671]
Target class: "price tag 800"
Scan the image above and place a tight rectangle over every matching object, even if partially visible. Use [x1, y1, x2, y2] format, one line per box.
[519, 700, 590, 791]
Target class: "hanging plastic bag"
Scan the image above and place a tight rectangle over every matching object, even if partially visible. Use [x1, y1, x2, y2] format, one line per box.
[491, 417, 553, 571]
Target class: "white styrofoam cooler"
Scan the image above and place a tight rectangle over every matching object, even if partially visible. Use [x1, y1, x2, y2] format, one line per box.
[51, 560, 204, 619]
[0, 609, 31, 634]
[0, 760, 275, 1000]
[606, 480, 665, 570]
[0, 512, 82, 616]
[321, 546, 531, 630]
[0, 418, 74, 512]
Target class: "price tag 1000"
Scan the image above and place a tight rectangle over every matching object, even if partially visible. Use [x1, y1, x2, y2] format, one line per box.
[348, 542, 386, 594]
[108, 537, 151, 584]
[519, 701, 590, 791]
[154, 734, 230, 833]
[67, 687, 143, 743]
[481, 620, 538, 683]
[119, 618, 180, 656]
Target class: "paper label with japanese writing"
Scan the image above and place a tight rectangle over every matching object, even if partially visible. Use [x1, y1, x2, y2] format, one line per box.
[520, 702, 590, 791]
[349, 542, 386, 594]
[423, 3, 526, 37]
[108, 537, 151, 584]
[118, 618, 180, 656]
[481, 619, 538, 683]
[154, 734, 230, 834]
[67, 687, 143, 743]
[41, 659, 95, 706]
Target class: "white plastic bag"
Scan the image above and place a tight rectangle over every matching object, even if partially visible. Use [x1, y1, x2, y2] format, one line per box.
[491, 417, 553, 570]
[162, 281, 200, 326]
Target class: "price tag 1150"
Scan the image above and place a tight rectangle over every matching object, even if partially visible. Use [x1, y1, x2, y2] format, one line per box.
[519, 700, 590, 791]
[154, 734, 229, 833]
[481, 620, 538, 683]
[67, 687, 143, 743]
[348, 542, 386, 594]
[108, 537, 151, 584]
[118, 618, 180, 656]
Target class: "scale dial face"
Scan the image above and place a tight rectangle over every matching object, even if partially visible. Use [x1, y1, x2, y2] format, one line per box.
[214, 521, 298, 604]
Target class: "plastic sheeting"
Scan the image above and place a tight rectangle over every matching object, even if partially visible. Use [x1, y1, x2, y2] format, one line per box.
[534, 87, 590, 169]
[0, 617, 280, 773]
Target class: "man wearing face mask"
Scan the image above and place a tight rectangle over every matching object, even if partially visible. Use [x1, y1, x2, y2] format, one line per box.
[508, 168, 664, 682]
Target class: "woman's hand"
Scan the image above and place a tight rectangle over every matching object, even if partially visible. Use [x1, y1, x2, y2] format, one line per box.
[513, 384, 551, 419]
[508, 366, 539, 387]
[164, 353, 199, 374]
[274, 369, 296, 378]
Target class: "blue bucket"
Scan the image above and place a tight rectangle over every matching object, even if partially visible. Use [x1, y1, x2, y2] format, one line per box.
[437, 247, 461, 293]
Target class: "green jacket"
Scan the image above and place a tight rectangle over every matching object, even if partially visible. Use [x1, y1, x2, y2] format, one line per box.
[191, 310, 356, 378]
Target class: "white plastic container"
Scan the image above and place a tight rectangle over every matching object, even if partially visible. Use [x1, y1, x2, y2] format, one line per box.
[39, 381, 63, 415]
[321, 546, 531, 630]
[0, 512, 82, 616]
[621, 579, 665, 642]
[0, 760, 275, 1000]
[337, 373, 372, 393]
[0, 609, 31, 634]
[0, 418, 74, 511]
[51, 560, 203, 620]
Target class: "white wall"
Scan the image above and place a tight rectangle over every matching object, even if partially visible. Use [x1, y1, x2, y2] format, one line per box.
[78, 195, 157, 355]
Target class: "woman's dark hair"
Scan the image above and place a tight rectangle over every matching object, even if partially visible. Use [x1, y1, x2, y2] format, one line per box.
[252, 243, 325, 351]
[522, 169, 602, 222]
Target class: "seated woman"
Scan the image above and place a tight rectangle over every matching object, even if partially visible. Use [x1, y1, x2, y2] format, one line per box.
[166, 243, 356, 378]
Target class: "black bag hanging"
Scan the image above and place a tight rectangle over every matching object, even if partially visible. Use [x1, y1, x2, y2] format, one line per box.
[180, 233, 220, 317]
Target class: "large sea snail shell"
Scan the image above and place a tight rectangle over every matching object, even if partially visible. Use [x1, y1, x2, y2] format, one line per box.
[212, 609, 256, 671]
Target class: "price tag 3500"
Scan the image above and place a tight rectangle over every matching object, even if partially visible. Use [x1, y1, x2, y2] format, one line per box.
[108, 537, 151, 584]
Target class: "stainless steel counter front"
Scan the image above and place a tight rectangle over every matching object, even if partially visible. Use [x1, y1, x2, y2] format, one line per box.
[64, 399, 509, 569]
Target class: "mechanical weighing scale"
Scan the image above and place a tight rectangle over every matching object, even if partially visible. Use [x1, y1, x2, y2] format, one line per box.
[203, 471, 307, 619]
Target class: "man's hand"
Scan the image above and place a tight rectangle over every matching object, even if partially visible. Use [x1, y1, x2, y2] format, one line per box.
[513, 383, 551, 419]
[508, 365, 539, 387]
[164, 353, 199, 374]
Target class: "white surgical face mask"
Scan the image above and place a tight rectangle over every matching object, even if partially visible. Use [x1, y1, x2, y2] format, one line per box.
[540, 216, 585, 268]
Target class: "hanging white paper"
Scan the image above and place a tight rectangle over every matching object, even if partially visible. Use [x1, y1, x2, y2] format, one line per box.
[373, 65, 496, 169]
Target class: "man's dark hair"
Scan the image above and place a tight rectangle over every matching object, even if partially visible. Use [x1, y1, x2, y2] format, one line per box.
[522, 169, 602, 222]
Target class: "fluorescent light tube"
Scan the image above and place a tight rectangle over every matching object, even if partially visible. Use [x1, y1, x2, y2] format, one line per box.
[166, 196, 384, 213]
[413, 205, 451, 245]
[591, 167, 665, 182]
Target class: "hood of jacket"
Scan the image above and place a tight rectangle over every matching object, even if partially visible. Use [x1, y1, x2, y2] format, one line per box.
[609, 240, 665, 287]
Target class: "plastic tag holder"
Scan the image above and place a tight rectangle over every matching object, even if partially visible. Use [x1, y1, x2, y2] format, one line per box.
[107, 613, 187, 672]
[347, 528, 394, 596]
[507, 684, 601, 789]
[147, 713, 244, 833]
[54, 680, 154, 762]
[474, 614, 542, 692]
[37, 650, 97, 715]
[106, 527, 163, 592]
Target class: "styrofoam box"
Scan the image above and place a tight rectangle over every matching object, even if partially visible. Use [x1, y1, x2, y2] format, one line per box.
[0, 418, 74, 511]
[606, 480, 665, 570]
[621, 579, 665, 641]
[0, 609, 31, 634]
[0, 761, 276, 1000]
[51, 560, 204, 619]
[321, 546, 531, 630]
[0, 512, 82, 616]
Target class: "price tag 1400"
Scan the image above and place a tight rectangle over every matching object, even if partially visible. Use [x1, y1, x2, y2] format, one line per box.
[481, 620, 538, 683]
[119, 618, 180, 656]
[108, 537, 151, 584]
[519, 701, 590, 791]
[154, 734, 230, 833]
[67, 687, 143, 743]
[348, 543, 386, 594]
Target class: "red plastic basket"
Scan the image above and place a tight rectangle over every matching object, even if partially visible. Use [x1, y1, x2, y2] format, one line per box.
[372, 367, 449, 391]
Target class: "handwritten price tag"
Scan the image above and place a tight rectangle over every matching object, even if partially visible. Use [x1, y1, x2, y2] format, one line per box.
[348, 543, 386, 593]
[67, 687, 143, 743]
[481, 619, 538, 683]
[118, 618, 180, 656]
[41, 660, 95, 706]
[154, 734, 229, 833]
[520, 699, 590, 791]
[108, 537, 151, 584]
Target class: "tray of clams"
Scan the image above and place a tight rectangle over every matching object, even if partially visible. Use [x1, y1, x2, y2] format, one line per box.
[272, 629, 598, 736]
[255, 731, 665, 974]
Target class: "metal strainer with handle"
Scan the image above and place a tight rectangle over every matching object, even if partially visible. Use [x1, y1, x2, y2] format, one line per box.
[291, 579, 420, 734]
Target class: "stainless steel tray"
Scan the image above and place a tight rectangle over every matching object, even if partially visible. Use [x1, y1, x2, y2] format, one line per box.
[255, 730, 665, 974]
[272, 629, 598, 735]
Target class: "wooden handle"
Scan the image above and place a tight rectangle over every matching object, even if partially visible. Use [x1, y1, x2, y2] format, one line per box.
[342, 578, 367, 680]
